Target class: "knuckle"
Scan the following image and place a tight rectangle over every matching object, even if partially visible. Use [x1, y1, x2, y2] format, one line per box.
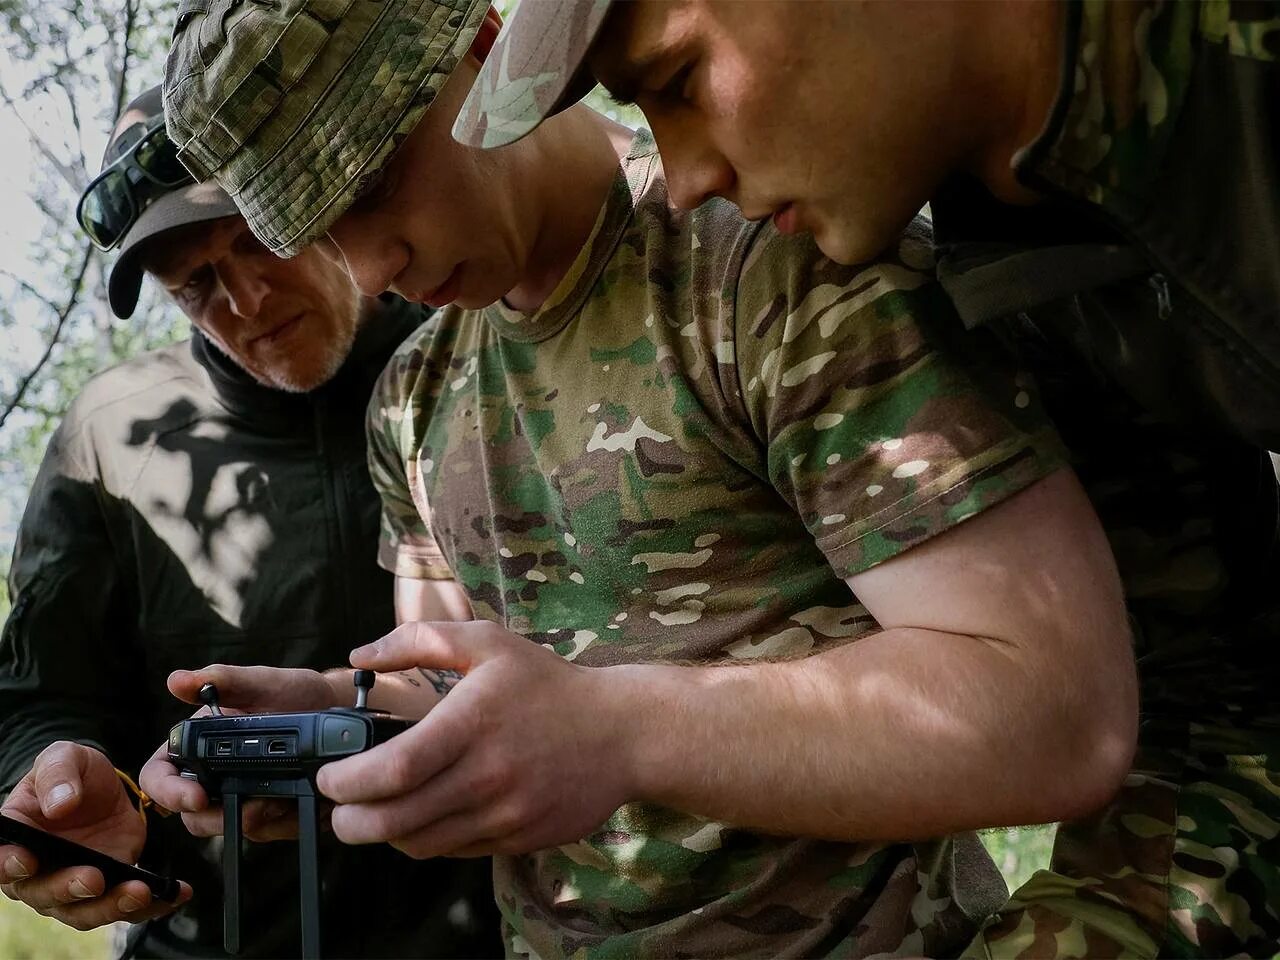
[384, 751, 419, 792]
[469, 761, 507, 799]
[495, 796, 532, 833]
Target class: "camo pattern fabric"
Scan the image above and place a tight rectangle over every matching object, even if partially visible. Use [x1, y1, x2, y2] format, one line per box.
[368, 131, 1069, 958]
[452, 0, 611, 148]
[968, 734, 1280, 959]
[958, 294, 1280, 958]
[165, 0, 487, 255]
[1023, 0, 1279, 207]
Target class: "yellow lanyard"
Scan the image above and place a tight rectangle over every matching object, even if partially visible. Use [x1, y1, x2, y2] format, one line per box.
[114, 768, 172, 825]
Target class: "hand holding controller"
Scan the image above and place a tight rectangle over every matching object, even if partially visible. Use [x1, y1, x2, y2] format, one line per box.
[0, 742, 190, 931]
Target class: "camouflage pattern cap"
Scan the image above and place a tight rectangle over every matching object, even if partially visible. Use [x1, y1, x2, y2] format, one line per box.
[164, 0, 488, 257]
[453, 0, 612, 148]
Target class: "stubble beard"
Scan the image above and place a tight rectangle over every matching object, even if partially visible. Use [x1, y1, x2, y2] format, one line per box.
[209, 283, 363, 394]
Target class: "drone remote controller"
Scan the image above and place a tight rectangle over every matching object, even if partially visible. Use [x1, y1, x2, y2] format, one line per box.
[168, 672, 413, 795]
[167, 670, 413, 958]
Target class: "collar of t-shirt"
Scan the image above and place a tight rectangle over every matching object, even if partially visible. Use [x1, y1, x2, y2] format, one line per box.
[482, 128, 661, 345]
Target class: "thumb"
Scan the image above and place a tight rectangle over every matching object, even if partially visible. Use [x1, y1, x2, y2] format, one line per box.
[350, 621, 490, 674]
[30, 742, 98, 820]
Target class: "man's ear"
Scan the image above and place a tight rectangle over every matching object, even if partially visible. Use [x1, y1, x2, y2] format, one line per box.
[467, 5, 503, 65]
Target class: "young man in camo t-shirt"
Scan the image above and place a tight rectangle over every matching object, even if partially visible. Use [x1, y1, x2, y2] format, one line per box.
[160, 2, 1138, 956]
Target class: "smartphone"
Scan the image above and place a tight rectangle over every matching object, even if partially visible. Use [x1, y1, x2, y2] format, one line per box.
[0, 813, 181, 902]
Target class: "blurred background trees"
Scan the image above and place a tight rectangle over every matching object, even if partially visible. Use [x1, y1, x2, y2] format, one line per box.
[0, 0, 187, 624]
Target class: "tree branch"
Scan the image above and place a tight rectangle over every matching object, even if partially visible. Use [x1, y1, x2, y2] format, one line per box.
[0, 269, 61, 314]
[113, 0, 138, 121]
[0, 244, 95, 430]
[0, 82, 86, 195]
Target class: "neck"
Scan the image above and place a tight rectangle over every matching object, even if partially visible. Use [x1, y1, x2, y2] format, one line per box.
[502, 105, 636, 313]
[960, 0, 1064, 205]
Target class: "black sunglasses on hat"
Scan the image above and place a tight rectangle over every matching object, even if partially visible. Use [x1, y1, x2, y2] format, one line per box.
[77, 118, 192, 251]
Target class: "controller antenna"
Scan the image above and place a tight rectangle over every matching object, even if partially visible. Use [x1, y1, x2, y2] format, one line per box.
[353, 670, 375, 710]
[198, 683, 223, 717]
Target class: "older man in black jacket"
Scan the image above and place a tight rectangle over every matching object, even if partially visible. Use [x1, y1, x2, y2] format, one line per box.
[0, 86, 499, 959]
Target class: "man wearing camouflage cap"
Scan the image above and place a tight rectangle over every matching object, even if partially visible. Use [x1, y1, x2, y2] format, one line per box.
[159, 2, 1143, 957]
[457, 1, 1280, 956]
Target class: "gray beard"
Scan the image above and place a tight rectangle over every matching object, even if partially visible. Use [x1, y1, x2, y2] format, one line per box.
[259, 319, 358, 393]
[203, 298, 363, 394]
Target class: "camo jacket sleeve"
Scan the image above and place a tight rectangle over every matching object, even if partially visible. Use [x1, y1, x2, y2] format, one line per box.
[730, 217, 1067, 577]
[366, 323, 456, 581]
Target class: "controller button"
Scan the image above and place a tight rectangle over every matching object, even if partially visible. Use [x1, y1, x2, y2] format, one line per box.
[320, 715, 368, 755]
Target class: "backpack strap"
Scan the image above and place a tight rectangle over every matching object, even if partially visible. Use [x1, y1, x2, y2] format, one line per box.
[937, 242, 1150, 330]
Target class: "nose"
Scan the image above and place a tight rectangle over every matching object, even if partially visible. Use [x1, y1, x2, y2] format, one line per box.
[325, 216, 406, 297]
[217, 259, 270, 319]
[651, 114, 736, 211]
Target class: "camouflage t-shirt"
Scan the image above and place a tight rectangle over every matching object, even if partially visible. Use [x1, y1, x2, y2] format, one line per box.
[369, 132, 1065, 959]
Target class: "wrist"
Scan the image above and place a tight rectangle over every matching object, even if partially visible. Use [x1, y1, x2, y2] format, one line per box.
[596, 662, 710, 806]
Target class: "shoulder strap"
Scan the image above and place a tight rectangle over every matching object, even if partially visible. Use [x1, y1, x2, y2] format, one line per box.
[937, 243, 1149, 330]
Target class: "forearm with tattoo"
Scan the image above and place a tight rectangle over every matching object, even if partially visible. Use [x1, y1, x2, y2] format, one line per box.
[395, 668, 462, 696]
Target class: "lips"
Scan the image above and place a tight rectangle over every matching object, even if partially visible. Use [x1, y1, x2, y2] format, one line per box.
[771, 203, 801, 235]
[249, 313, 302, 348]
[422, 265, 463, 309]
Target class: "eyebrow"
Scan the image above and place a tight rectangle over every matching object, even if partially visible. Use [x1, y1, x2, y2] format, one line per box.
[597, 49, 666, 107]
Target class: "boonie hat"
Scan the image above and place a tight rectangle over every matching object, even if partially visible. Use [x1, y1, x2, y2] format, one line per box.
[86, 85, 241, 319]
[164, 0, 488, 257]
[453, 0, 612, 149]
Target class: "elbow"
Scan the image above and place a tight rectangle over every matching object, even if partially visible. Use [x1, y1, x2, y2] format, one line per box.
[1056, 698, 1137, 822]
[1044, 659, 1139, 822]
[1017, 640, 1139, 825]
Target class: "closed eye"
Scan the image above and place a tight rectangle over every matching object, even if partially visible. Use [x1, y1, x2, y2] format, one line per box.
[656, 61, 695, 105]
[349, 165, 398, 213]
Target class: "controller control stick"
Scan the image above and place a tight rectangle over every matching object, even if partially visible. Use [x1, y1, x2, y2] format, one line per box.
[199, 683, 223, 717]
[353, 670, 375, 710]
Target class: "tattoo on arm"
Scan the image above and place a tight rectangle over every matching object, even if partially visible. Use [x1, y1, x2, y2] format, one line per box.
[417, 668, 462, 696]
[396, 671, 422, 687]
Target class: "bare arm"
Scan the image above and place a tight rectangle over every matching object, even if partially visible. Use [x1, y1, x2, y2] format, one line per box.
[615, 467, 1137, 839]
[394, 575, 472, 624]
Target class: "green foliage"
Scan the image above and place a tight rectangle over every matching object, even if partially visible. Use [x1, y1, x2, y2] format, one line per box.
[0, 897, 113, 960]
[980, 824, 1056, 894]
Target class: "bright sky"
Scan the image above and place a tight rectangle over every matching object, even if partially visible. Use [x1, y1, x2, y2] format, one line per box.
[0, 52, 111, 346]
[0, 52, 113, 552]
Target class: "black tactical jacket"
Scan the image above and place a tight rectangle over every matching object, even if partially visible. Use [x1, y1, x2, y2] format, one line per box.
[0, 297, 500, 958]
